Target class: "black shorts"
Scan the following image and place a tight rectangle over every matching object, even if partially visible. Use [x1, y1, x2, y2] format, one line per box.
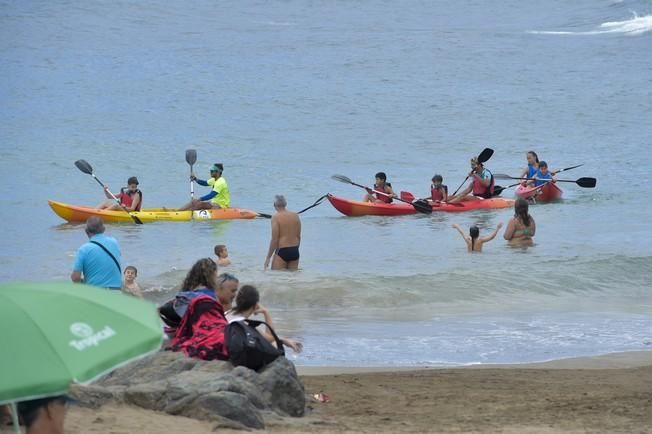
[276, 246, 300, 262]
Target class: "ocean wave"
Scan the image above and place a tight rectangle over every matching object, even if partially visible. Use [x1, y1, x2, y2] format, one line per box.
[529, 12, 652, 36]
[257, 255, 652, 316]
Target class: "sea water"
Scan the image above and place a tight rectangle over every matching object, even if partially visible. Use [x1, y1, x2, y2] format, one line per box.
[1, 0, 651, 366]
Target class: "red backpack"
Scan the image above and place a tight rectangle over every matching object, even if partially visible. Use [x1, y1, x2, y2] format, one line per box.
[169, 295, 229, 361]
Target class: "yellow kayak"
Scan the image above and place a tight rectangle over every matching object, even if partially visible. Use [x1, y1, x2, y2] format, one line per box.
[48, 200, 259, 223]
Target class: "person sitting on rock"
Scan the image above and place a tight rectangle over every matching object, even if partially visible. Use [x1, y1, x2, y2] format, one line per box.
[227, 284, 303, 353]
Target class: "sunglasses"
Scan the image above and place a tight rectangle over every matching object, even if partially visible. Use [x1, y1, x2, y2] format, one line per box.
[219, 273, 238, 284]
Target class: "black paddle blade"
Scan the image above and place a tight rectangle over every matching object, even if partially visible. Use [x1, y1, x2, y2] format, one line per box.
[186, 149, 197, 166]
[331, 174, 353, 184]
[412, 199, 432, 214]
[555, 164, 583, 174]
[492, 185, 505, 196]
[478, 147, 494, 163]
[576, 177, 596, 188]
[74, 159, 93, 175]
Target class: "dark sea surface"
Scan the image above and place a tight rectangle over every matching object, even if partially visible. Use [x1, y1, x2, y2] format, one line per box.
[1, 0, 651, 365]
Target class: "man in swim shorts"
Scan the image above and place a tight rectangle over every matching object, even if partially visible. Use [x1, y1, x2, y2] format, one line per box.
[264, 195, 301, 271]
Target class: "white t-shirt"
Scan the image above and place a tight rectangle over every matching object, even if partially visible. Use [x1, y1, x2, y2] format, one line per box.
[225, 311, 246, 324]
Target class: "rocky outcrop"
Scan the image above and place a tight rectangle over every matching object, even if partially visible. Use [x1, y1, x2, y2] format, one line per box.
[71, 351, 305, 430]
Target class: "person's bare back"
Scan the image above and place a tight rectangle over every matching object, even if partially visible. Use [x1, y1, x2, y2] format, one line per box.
[265, 195, 302, 271]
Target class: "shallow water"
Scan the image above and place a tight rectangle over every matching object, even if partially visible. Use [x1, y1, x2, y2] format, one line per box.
[1, 0, 651, 365]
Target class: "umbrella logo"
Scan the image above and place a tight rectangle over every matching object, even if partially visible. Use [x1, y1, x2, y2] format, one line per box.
[69, 322, 117, 351]
[70, 322, 94, 338]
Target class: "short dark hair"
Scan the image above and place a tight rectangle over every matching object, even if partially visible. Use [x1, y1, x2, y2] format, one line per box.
[375, 172, 387, 181]
[233, 284, 260, 314]
[538, 161, 548, 168]
[18, 396, 70, 427]
[432, 174, 443, 183]
[124, 265, 137, 275]
[214, 244, 226, 256]
[127, 176, 139, 185]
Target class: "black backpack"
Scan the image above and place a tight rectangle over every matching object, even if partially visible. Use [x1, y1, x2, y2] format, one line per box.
[226, 319, 285, 371]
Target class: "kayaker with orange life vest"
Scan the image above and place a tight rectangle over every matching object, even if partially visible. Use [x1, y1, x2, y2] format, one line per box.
[97, 176, 142, 211]
[363, 172, 396, 203]
[179, 163, 231, 210]
[448, 157, 495, 203]
[428, 174, 448, 203]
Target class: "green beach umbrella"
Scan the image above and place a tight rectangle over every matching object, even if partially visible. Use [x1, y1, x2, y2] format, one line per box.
[0, 281, 163, 426]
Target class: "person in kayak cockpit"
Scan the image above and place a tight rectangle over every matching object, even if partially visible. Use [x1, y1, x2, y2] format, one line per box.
[363, 172, 396, 203]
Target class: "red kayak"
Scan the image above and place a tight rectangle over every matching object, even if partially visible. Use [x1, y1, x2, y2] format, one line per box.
[327, 194, 515, 216]
[515, 182, 563, 202]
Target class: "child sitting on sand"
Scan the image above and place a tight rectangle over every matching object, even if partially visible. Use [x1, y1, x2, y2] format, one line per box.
[214, 244, 231, 267]
[122, 265, 143, 298]
[452, 223, 503, 253]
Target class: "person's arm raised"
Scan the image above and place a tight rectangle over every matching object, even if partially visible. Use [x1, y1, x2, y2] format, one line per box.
[481, 222, 503, 243]
[452, 224, 468, 241]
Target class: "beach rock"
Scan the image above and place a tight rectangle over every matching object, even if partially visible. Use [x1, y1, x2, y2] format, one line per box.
[73, 351, 305, 429]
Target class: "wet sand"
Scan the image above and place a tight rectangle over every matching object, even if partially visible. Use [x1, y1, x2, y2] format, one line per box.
[5, 352, 652, 433]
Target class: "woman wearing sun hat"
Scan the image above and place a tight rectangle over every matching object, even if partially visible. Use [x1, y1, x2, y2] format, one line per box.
[179, 163, 231, 210]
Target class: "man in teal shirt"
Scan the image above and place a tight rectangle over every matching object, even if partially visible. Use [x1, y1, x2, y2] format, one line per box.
[70, 216, 122, 289]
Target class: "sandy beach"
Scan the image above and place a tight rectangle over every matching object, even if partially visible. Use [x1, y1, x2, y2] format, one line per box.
[11, 351, 640, 433]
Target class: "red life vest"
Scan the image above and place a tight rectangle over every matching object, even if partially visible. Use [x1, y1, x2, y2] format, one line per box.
[119, 188, 142, 211]
[431, 185, 447, 201]
[374, 183, 393, 203]
[472, 169, 494, 198]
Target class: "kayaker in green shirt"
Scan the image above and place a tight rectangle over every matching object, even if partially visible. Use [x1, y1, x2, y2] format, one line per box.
[179, 163, 231, 210]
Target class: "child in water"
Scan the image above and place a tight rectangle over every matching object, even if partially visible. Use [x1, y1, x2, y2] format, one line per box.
[214, 244, 231, 266]
[452, 222, 503, 252]
[122, 265, 143, 298]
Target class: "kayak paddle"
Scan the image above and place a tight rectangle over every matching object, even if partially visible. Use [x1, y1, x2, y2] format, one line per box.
[74, 159, 144, 224]
[552, 164, 583, 175]
[185, 149, 197, 220]
[493, 174, 596, 188]
[331, 174, 432, 214]
[401, 190, 465, 207]
[185, 149, 197, 200]
[451, 147, 495, 196]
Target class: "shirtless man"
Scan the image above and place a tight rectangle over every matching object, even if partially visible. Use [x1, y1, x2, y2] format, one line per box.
[264, 195, 301, 271]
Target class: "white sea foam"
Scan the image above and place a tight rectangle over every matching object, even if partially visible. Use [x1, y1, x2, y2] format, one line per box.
[529, 12, 652, 36]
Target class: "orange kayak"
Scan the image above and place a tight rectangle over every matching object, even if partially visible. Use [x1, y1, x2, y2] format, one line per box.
[327, 194, 514, 216]
[48, 200, 258, 223]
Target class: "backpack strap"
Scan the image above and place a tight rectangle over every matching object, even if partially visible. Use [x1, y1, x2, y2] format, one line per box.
[90, 240, 121, 273]
[244, 319, 285, 355]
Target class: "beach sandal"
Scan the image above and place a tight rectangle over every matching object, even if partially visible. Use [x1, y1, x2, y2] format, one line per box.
[312, 391, 331, 403]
